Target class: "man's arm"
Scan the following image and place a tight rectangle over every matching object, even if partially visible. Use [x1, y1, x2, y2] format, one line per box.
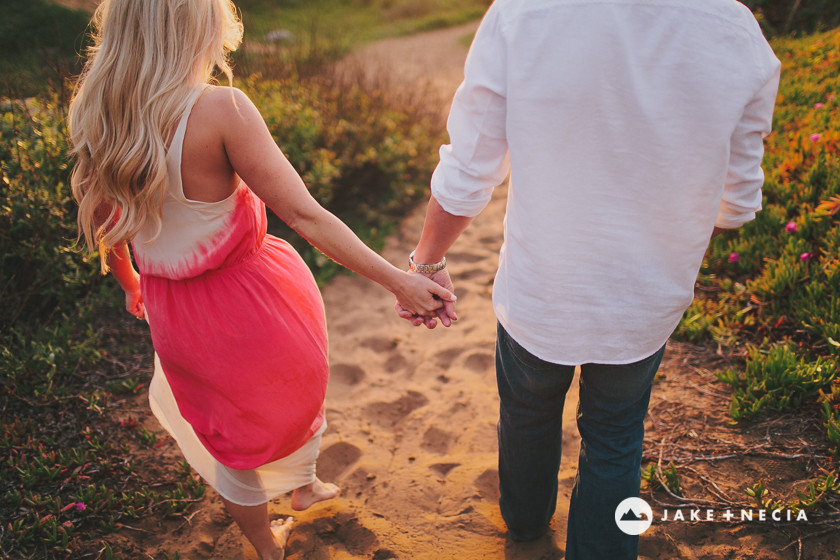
[395, 197, 474, 328]
[412, 197, 474, 264]
[716, 53, 781, 230]
[397, 2, 510, 328]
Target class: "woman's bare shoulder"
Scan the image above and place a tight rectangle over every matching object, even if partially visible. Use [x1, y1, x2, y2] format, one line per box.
[193, 85, 268, 147]
[195, 85, 258, 118]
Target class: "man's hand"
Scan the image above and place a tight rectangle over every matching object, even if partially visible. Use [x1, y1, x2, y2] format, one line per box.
[395, 195, 472, 328]
[395, 269, 457, 329]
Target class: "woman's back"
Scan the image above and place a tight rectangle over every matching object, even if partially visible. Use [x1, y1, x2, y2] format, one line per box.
[179, 87, 241, 204]
[132, 87, 265, 281]
[135, 85, 330, 469]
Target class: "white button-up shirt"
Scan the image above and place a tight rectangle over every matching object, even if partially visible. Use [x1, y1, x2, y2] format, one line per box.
[432, 0, 781, 365]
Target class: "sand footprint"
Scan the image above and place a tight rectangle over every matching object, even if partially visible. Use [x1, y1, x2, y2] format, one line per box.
[361, 336, 398, 353]
[321, 512, 380, 556]
[384, 352, 409, 374]
[429, 462, 460, 478]
[364, 391, 429, 428]
[455, 267, 492, 281]
[286, 512, 381, 559]
[436, 347, 465, 369]
[475, 468, 501, 502]
[341, 466, 383, 498]
[327, 364, 366, 398]
[464, 351, 494, 375]
[421, 426, 453, 454]
[447, 250, 488, 264]
[317, 441, 363, 482]
[330, 363, 366, 385]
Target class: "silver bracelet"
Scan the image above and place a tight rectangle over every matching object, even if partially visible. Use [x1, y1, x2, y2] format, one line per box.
[408, 250, 446, 274]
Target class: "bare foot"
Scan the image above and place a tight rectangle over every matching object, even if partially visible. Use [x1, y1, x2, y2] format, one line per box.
[291, 478, 340, 510]
[265, 517, 294, 560]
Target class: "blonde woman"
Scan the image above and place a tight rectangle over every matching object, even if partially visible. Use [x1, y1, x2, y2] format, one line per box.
[68, 1, 456, 558]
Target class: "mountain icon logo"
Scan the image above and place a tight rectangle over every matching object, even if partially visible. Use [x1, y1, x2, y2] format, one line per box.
[620, 509, 649, 522]
[615, 498, 653, 535]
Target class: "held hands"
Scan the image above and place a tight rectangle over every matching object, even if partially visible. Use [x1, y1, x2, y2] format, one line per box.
[394, 269, 457, 329]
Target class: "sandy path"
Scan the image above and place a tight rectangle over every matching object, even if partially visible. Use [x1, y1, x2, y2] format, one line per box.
[338, 23, 478, 107]
[147, 19, 838, 560]
[38, 2, 840, 557]
[203, 21, 579, 560]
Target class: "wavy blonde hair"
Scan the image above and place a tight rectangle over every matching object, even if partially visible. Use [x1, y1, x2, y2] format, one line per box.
[69, 0, 243, 267]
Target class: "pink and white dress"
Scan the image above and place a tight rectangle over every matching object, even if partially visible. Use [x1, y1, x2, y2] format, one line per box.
[132, 89, 329, 505]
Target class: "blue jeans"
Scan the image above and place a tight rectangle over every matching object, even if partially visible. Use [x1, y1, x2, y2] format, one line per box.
[495, 323, 664, 559]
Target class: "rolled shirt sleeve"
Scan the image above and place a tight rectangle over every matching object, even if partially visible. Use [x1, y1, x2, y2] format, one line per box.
[716, 48, 781, 229]
[431, 2, 510, 218]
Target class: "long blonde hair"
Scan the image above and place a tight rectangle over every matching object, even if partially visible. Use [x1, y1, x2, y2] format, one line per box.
[69, 0, 243, 267]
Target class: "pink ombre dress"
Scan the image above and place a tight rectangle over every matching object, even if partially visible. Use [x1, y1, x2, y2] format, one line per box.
[133, 89, 329, 505]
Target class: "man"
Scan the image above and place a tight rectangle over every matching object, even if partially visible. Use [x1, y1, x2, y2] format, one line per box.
[396, 0, 780, 557]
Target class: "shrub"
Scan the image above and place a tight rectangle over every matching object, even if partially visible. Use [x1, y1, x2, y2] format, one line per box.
[741, 0, 840, 36]
[234, 0, 492, 42]
[679, 30, 840, 426]
[821, 381, 840, 454]
[0, 0, 91, 97]
[242, 74, 444, 281]
[0, 97, 102, 336]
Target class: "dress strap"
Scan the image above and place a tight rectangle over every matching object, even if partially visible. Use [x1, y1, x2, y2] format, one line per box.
[167, 87, 209, 201]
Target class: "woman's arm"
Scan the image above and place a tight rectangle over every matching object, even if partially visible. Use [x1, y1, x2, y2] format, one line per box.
[93, 203, 145, 320]
[106, 241, 145, 320]
[217, 88, 456, 321]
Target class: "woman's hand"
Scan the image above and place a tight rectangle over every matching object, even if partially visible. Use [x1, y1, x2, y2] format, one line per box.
[125, 287, 146, 320]
[105, 242, 145, 320]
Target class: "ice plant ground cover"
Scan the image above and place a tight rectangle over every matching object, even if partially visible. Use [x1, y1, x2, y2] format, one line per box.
[676, 27, 840, 512]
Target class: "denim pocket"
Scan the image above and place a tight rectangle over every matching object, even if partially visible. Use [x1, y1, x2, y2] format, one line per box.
[499, 324, 556, 371]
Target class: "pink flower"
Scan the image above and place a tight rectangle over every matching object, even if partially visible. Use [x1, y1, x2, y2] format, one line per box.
[728, 252, 739, 263]
[785, 221, 797, 233]
[810, 133, 822, 142]
[830, 95, 836, 102]
[815, 102, 825, 109]
[800, 252, 811, 262]
[75, 502, 86, 511]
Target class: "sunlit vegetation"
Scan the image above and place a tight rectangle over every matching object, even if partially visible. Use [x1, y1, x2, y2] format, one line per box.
[673, 27, 840, 516]
[0, 0, 452, 556]
[742, 0, 840, 36]
[0, 0, 90, 97]
[3, 0, 840, 555]
[236, 0, 492, 44]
